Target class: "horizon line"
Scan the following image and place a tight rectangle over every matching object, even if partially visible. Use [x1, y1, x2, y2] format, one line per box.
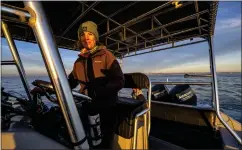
[2, 71, 241, 77]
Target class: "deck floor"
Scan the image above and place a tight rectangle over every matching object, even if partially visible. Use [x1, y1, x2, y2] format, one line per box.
[149, 136, 186, 150]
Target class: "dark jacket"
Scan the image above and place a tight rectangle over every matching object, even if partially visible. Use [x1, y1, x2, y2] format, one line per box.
[68, 45, 125, 109]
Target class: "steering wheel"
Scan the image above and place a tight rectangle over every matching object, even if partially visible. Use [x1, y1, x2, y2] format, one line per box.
[31, 80, 100, 148]
[32, 80, 92, 105]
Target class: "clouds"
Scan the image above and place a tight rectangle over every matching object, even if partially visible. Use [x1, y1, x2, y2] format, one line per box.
[215, 17, 241, 32]
[1, 39, 79, 76]
[215, 2, 241, 34]
[158, 50, 241, 73]
[123, 27, 240, 73]
[122, 2, 241, 73]
[123, 40, 208, 73]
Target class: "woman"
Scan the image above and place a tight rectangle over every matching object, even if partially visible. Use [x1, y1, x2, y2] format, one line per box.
[31, 21, 124, 149]
[68, 21, 125, 149]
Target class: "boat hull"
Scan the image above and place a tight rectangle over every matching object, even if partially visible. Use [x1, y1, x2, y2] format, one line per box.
[150, 101, 241, 149]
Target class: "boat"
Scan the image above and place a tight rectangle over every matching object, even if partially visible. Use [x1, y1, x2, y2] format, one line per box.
[1, 1, 241, 149]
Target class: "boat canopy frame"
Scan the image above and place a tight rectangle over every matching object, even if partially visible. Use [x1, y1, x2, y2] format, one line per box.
[2, 1, 217, 58]
[1, 1, 241, 147]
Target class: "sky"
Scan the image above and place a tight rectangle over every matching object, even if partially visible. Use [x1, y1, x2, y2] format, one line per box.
[1, 2, 241, 76]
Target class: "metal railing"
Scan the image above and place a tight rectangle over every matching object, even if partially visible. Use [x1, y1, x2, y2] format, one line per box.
[23, 2, 89, 149]
[1, 21, 32, 101]
[1, 60, 15, 65]
[1, 2, 89, 149]
[208, 36, 241, 145]
[149, 38, 242, 146]
[152, 81, 211, 85]
[132, 78, 152, 150]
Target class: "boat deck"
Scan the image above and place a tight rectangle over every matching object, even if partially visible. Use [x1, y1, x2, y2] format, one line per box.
[149, 136, 186, 150]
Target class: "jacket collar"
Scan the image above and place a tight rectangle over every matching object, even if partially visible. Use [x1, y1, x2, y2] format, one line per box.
[78, 45, 107, 59]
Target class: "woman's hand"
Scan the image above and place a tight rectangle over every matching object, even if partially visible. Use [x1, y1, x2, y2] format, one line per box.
[132, 88, 144, 100]
[132, 88, 142, 94]
[30, 87, 45, 96]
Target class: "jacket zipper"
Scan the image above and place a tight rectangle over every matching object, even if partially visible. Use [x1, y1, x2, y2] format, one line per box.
[84, 59, 88, 94]
[84, 57, 96, 98]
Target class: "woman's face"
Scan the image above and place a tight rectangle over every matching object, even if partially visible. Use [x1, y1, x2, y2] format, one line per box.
[80, 31, 96, 50]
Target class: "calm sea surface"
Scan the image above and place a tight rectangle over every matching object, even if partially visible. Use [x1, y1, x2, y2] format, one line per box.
[2, 73, 241, 123]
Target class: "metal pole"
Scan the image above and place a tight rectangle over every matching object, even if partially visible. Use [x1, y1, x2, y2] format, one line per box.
[143, 113, 148, 149]
[133, 109, 150, 149]
[23, 2, 89, 149]
[200, 18, 209, 23]
[152, 81, 211, 85]
[123, 39, 207, 58]
[133, 117, 139, 149]
[1, 60, 15, 65]
[153, 16, 171, 37]
[194, 1, 202, 35]
[81, 2, 147, 41]
[79, 2, 156, 43]
[98, 1, 139, 25]
[1, 4, 31, 21]
[208, 36, 241, 145]
[151, 100, 213, 110]
[120, 57, 123, 69]
[1, 21, 32, 101]
[107, 10, 208, 49]
[100, 1, 172, 38]
[119, 33, 207, 57]
[147, 81, 152, 135]
[58, 1, 99, 43]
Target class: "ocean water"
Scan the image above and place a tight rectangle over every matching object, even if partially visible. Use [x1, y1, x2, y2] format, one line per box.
[1, 73, 241, 123]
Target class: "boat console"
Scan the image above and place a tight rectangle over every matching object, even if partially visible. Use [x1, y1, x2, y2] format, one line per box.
[1, 73, 151, 149]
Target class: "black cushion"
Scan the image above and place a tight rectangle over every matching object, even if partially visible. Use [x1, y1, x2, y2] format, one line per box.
[117, 97, 144, 107]
[117, 97, 145, 117]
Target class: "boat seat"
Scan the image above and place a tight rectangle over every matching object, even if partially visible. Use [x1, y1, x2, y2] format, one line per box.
[117, 73, 149, 115]
[116, 96, 146, 122]
[219, 127, 242, 149]
[115, 73, 150, 139]
[123, 73, 149, 89]
[116, 97, 146, 138]
[117, 97, 145, 111]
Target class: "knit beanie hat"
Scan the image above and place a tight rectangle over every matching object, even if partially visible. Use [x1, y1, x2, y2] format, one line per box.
[77, 21, 99, 41]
